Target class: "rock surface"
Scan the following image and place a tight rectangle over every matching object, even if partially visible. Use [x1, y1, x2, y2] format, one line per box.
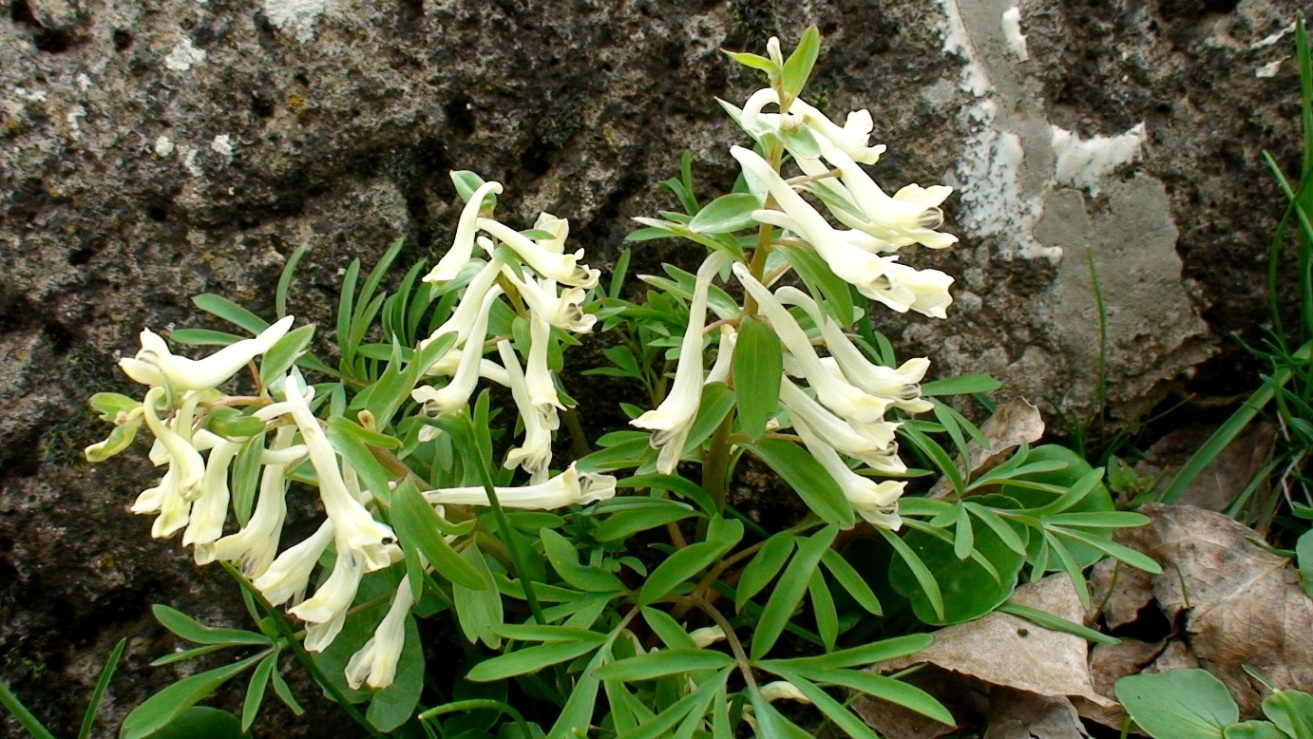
[0, 0, 1303, 734]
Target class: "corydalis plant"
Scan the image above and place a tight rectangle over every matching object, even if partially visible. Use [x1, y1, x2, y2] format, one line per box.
[79, 27, 1152, 739]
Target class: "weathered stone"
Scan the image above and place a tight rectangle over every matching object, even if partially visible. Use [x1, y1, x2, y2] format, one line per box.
[0, 0, 1303, 734]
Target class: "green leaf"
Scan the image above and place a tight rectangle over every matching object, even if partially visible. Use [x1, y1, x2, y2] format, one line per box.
[391, 480, 487, 590]
[325, 418, 398, 508]
[205, 407, 266, 440]
[594, 500, 700, 542]
[743, 438, 854, 527]
[269, 667, 303, 716]
[1298, 529, 1313, 598]
[451, 170, 494, 206]
[540, 529, 626, 593]
[628, 669, 730, 739]
[820, 548, 882, 616]
[152, 605, 271, 646]
[77, 638, 126, 739]
[135, 707, 245, 739]
[594, 649, 735, 681]
[921, 374, 1003, 396]
[1225, 721, 1288, 739]
[1116, 670, 1237, 739]
[639, 517, 744, 604]
[467, 637, 605, 682]
[780, 26, 821, 99]
[889, 514, 1026, 625]
[732, 316, 783, 439]
[1263, 690, 1313, 739]
[879, 527, 945, 623]
[258, 324, 315, 388]
[192, 294, 268, 334]
[241, 652, 274, 731]
[84, 421, 142, 462]
[752, 526, 838, 659]
[722, 49, 780, 76]
[998, 603, 1119, 645]
[789, 667, 955, 726]
[640, 607, 700, 650]
[760, 633, 933, 672]
[167, 328, 243, 347]
[809, 570, 839, 652]
[119, 652, 266, 739]
[684, 381, 737, 453]
[453, 546, 504, 649]
[771, 672, 879, 738]
[688, 192, 762, 234]
[547, 643, 610, 738]
[275, 244, 310, 319]
[735, 532, 796, 610]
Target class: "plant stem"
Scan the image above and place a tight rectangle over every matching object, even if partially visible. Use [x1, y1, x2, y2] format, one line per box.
[560, 407, 592, 459]
[0, 681, 56, 739]
[701, 413, 736, 521]
[419, 699, 533, 736]
[220, 562, 387, 739]
[468, 433, 547, 624]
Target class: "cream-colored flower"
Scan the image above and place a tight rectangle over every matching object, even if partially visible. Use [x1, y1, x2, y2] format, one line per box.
[204, 426, 299, 575]
[689, 625, 727, 648]
[497, 340, 554, 477]
[531, 212, 569, 254]
[253, 518, 335, 607]
[424, 181, 503, 283]
[631, 252, 731, 474]
[733, 263, 889, 424]
[501, 268, 596, 333]
[410, 285, 505, 417]
[283, 373, 396, 569]
[119, 316, 294, 392]
[422, 463, 616, 510]
[741, 88, 884, 164]
[792, 416, 904, 530]
[760, 680, 813, 704]
[290, 541, 365, 652]
[524, 314, 564, 417]
[775, 288, 935, 414]
[778, 378, 904, 473]
[422, 257, 502, 354]
[345, 576, 415, 690]
[423, 346, 511, 387]
[704, 325, 738, 386]
[478, 218, 600, 288]
[181, 432, 242, 549]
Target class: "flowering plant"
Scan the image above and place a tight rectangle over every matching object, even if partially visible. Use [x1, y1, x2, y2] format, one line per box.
[81, 29, 1156, 738]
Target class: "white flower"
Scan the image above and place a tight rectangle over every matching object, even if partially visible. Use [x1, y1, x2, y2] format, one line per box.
[704, 325, 738, 386]
[740, 88, 884, 164]
[253, 518, 335, 606]
[775, 288, 935, 414]
[181, 433, 242, 549]
[422, 258, 503, 353]
[631, 252, 731, 474]
[524, 314, 564, 417]
[531, 212, 570, 254]
[865, 259, 955, 319]
[283, 373, 397, 568]
[424, 181, 503, 283]
[497, 340, 554, 477]
[733, 263, 889, 424]
[423, 346, 511, 387]
[477, 218, 600, 288]
[290, 540, 365, 652]
[760, 680, 813, 704]
[345, 576, 415, 690]
[501, 268, 596, 333]
[119, 316, 294, 391]
[792, 416, 905, 530]
[204, 426, 299, 575]
[689, 625, 727, 648]
[410, 285, 505, 417]
[135, 389, 208, 538]
[422, 463, 617, 510]
[778, 378, 904, 473]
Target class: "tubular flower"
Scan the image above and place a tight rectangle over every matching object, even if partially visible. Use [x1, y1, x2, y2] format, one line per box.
[740, 88, 885, 164]
[422, 346, 511, 387]
[203, 426, 300, 574]
[497, 340, 554, 477]
[253, 518, 335, 607]
[531, 212, 569, 254]
[119, 316, 294, 392]
[425, 181, 504, 283]
[778, 378, 905, 473]
[524, 314, 565, 417]
[345, 576, 415, 690]
[283, 373, 397, 568]
[704, 325, 738, 386]
[760, 681, 814, 705]
[792, 416, 905, 530]
[135, 389, 208, 538]
[181, 431, 242, 550]
[775, 288, 935, 414]
[410, 285, 505, 417]
[422, 257, 502, 354]
[290, 541, 365, 652]
[631, 251, 732, 474]
[501, 267, 596, 333]
[422, 463, 617, 510]
[733, 263, 889, 424]
[478, 218, 600, 288]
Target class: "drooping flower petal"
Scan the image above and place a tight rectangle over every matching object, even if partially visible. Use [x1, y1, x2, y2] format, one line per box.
[345, 576, 415, 689]
[497, 340, 554, 477]
[424, 181, 504, 283]
[477, 218, 600, 288]
[253, 518, 335, 607]
[119, 316, 295, 392]
[631, 251, 732, 474]
[410, 285, 505, 417]
[792, 416, 904, 530]
[205, 426, 299, 574]
[291, 540, 365, 652]
[422, 463, 616, 510]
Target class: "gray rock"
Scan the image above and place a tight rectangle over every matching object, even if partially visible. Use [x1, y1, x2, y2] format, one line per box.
[0, 0, 1302, 735]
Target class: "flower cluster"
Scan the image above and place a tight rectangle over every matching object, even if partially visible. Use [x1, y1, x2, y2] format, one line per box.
[86, 178, 617, 690]
[630, 63, 958, 528]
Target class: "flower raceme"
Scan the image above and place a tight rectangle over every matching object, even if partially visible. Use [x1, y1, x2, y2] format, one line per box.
[120, 316, 295, 392]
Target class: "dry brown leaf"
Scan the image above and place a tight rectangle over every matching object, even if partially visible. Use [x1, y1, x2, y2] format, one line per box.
[984, 688, 1089, 739]
[1074, 638, 1163, 730]
[872, 574, 1114, 706]
[1114, 504, 1313, 714]
[1134, 423, 1275, 511]
[1087, 557, 1155, 630]
[854, 667, 980, 739]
